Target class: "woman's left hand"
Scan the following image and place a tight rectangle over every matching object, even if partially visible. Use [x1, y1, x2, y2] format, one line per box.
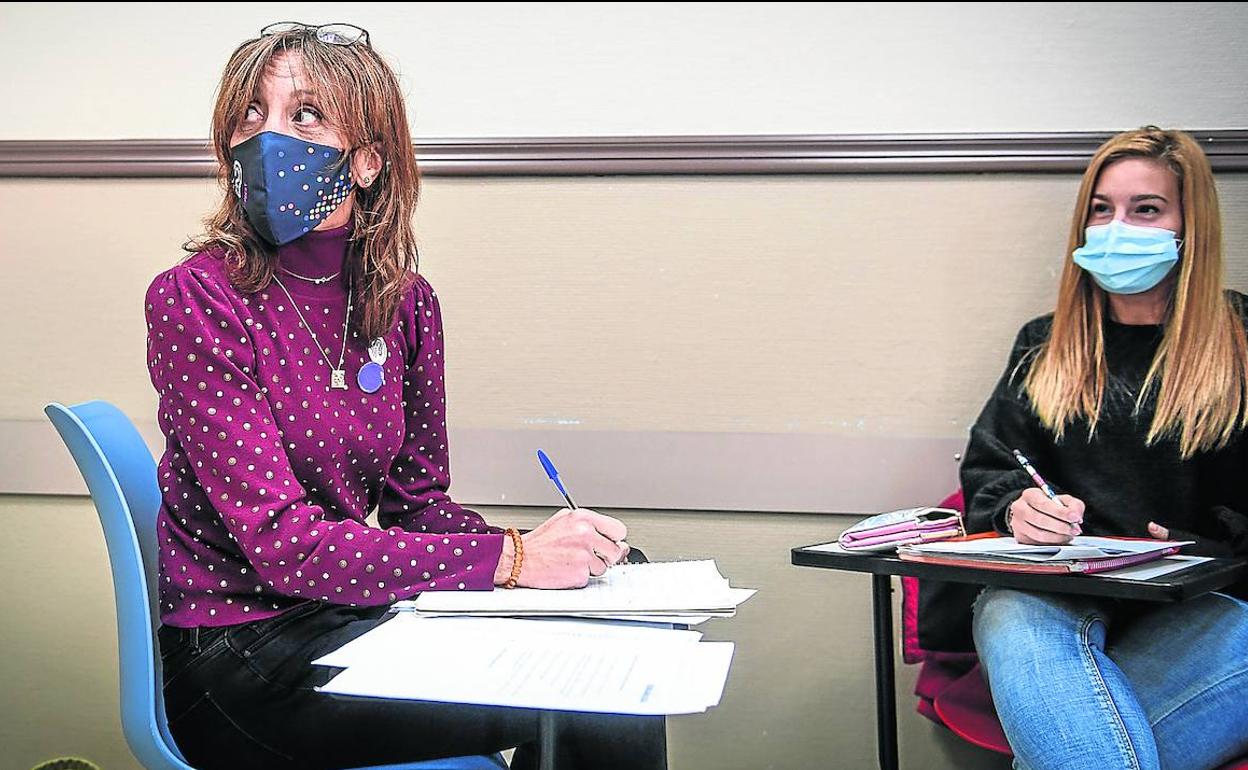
[1147, 521, 1170, 540]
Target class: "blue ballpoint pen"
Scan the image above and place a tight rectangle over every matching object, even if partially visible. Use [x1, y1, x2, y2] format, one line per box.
[536, 449, 578, 510]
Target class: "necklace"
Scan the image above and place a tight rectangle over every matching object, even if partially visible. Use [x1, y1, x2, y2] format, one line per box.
[280, 266, 341, 285]
[272, 275, 352, 390]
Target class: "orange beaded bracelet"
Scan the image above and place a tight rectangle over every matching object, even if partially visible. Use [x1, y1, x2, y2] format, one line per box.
[502, 528, 524, 589]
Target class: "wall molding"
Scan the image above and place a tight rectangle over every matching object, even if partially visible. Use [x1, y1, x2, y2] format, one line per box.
[3, 418, 962, 515]
[3, 130, 1248, 178]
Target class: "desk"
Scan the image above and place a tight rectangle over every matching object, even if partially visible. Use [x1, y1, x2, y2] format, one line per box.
[791, 543, 1247, 770]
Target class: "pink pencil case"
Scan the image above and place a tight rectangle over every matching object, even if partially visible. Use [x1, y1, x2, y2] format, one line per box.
[839, 507, 965, 552]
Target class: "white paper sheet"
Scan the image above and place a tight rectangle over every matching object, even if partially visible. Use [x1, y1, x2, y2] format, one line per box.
[406, 560, 753, 617]
[317, 632, 735, 715]
[903, 536, 1192, 562]
[403, 611, 722, 624]
[312, 613, 703, 669]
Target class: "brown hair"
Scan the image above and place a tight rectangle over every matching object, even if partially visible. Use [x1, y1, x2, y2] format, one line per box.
[1023, 126, 1248, 458]
[185, 28, 419, 340]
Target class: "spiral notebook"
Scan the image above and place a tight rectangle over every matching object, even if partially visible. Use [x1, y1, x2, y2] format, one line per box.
[897, 535, 1191, 574]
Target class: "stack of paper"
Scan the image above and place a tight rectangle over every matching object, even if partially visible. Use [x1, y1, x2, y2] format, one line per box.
[314, 560, 754, 715]
[315, 560, 753, 714]
[396, 559, 756, 625]
[314, 613, 737, 715]
[898, 535, 1192, 574]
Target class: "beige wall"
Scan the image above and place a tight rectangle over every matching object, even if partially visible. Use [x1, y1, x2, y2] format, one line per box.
[3, 3, 1248, 139]
[3, 172, 1247, 769]
[4, 174, 1248, 431]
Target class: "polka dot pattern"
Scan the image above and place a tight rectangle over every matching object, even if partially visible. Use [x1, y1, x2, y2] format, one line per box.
[144, 233, 503, 628]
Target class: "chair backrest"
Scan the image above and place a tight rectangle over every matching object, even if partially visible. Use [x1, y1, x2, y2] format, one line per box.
[45, 401, 193, 770]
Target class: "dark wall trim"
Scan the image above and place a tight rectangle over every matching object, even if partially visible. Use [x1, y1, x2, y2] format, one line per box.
[4, 131, 1248, 178]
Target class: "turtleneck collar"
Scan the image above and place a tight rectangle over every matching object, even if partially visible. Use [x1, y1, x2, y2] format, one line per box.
[274, 222, 353, 298]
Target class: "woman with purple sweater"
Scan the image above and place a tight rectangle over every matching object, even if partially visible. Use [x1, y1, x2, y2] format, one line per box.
[147, 23, 665, 770]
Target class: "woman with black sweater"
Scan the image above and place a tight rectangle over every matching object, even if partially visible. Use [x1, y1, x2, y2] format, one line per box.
[962, 127, 1248, 770]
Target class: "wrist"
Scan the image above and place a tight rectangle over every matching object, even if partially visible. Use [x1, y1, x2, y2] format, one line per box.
[1002, 498, 1017, 535]
[493, 528, 524, 588]
[493, 535, 515, 585]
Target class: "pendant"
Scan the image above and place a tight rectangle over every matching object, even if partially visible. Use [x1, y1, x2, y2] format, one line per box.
[368, 337, 388, 365]
[331, 369, 348, 389]
[357, 361, 385, 393]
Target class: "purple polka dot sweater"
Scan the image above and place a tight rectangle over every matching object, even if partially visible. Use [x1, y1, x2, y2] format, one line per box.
[145, 224, 504, 628]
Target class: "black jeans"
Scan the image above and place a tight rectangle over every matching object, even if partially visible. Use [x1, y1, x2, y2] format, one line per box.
[158, 602, 668, 770]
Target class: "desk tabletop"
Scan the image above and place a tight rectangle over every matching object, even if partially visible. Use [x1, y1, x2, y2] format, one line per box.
[792, 543, 1247, 602]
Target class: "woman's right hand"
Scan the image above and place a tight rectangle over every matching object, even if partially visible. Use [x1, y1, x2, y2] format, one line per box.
[1007, 488, 1085, 545]
[494, 508, 630, 589]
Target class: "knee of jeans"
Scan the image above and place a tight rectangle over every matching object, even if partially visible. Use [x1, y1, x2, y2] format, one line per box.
[973, 588, 1110, 660]
[974, 587, 1036, 631]
[972, 588, 1058, 655]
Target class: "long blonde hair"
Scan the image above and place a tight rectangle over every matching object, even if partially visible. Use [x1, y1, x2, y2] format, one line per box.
[185, 28, 420, 340]
[1023, 126, 1248, 458]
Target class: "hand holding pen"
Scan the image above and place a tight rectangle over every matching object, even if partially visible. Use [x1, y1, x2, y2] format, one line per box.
[492, 451, 631, 589]
[538, 448, 629, 560]
[1007, 449, 1086, 546]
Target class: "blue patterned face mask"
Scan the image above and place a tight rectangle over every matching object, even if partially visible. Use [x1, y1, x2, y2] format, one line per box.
[1071, 220, 1181, 295]
[230, 132, 354, 246]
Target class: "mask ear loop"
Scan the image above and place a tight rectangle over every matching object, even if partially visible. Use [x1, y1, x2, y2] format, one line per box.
[1170, 232, 1185, 272]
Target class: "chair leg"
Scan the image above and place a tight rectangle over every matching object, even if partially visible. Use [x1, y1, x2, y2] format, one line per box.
[538, 710, 559, 770]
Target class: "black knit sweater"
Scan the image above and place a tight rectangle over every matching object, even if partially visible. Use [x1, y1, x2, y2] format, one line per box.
[960, 296, 1248, 591]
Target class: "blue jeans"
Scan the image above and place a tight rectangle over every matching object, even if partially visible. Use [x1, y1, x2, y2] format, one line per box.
[973, 587, 1248, 770]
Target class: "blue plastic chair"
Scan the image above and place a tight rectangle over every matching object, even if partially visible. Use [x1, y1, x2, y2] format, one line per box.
[45, 400, 508, 770]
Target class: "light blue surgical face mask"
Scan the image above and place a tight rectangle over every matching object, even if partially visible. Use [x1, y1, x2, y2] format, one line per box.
[1071, 220, 1181, 295]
